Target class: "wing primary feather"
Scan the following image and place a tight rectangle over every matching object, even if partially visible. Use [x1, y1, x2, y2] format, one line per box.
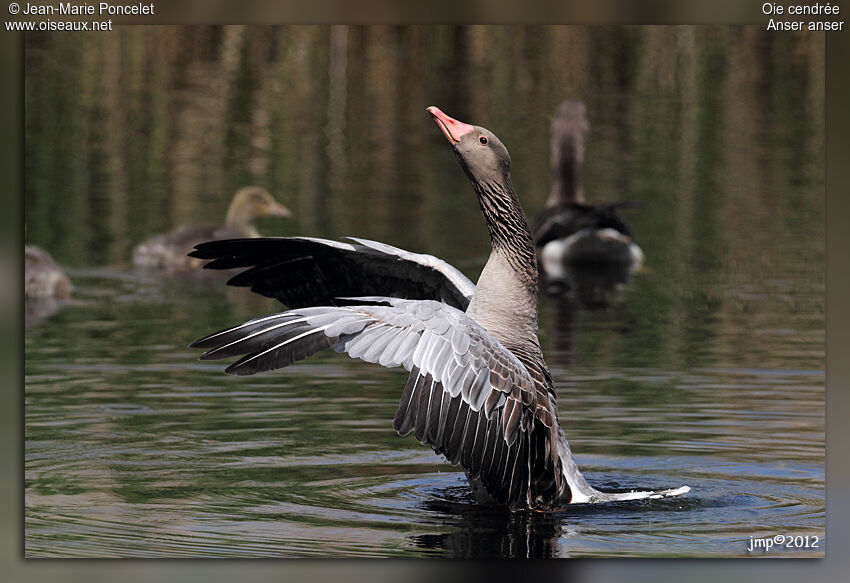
[468, 410, 488, 477]
[462, 409, 481, 471]
[393, 368, 420, 435]
[487, 415, 507, 498]
[199, 321, 311, 361]
[447, 402, 471, 464]
[441, 395, 463, 461]
[426, 380, 444, 445]
[226, 324, 333, 369]
[458, 407, 479, 468]
[503, 398, 523, 446]
[414, 374, 434, 443]
[419, 376, 436, 443]
[397, 371, 428, 436]
[224, 326, 335, 375]
[435, 388, 452, 449]
[480, 413, 500, 480]
[507, 434, 526, 504]
[504, 439, 521, 495]
[491, 453, 509, 504]
[190, 314, 306, 349]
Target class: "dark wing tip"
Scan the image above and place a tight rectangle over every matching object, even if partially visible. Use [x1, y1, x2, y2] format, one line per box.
[224, 363, 245, 375]
[224, 356, 263, 376]
[188, 330, 226, 349]
[187, 238, 258, 262]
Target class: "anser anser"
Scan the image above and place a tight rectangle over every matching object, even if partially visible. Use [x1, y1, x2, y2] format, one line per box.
[133, 186, 291, 270]
[189, 107, 688, 510]
[25, 245, 71, 299]
[531, 101, 644, 275]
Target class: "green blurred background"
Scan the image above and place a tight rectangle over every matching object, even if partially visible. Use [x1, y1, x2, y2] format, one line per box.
[24, 26, 823, 277]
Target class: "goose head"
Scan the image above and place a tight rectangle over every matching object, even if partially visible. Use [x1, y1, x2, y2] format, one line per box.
[427, 106, 511, 186]
[427, 106, 537, 285]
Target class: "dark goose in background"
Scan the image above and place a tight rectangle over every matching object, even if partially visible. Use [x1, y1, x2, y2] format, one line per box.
[189, 107, 688, 510]
[132, 186, 291, 271]
[531, 101, 644, 279]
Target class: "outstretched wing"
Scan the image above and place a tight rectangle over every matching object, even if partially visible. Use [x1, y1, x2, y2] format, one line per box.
[191, 297, 563, 508]
[188, 237, 476, 311]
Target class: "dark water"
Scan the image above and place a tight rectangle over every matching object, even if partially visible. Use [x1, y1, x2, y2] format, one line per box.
[24, 26, 823, 557]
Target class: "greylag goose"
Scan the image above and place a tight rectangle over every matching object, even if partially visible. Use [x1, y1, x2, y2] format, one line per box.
[25, 245, 71, 299]
[531, 101, 644, 277]
[133, 186, 291, 270]
[189, 107, 688, 510]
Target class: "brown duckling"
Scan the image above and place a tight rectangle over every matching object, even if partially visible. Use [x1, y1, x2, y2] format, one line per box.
[133, 187, 291, 270]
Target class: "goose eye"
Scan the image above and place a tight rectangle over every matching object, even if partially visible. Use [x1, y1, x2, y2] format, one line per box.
[479, 136, 488, 145]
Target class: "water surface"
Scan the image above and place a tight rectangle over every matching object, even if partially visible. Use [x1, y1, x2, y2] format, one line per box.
[25, 247, 823, 558]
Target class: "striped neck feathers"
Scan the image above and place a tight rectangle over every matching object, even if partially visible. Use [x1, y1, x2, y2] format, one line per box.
[472, 176, 538, 291]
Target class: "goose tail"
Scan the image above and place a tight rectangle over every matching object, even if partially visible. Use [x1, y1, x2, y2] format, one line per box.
[556, 430, 690, 504]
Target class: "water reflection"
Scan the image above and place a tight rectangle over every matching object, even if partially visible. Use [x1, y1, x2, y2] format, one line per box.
[413, 497, 565, 558]
[539, 261, 642, 368]
[24, 267, 824, 557]
[25, 297, 65, 328]
[543, 262, 638, 308]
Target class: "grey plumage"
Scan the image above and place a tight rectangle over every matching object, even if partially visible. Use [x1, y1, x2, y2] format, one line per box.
[192, 296, 558, 507]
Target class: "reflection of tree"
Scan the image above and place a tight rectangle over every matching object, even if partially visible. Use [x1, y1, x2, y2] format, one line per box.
[24, 25, 823, 372]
